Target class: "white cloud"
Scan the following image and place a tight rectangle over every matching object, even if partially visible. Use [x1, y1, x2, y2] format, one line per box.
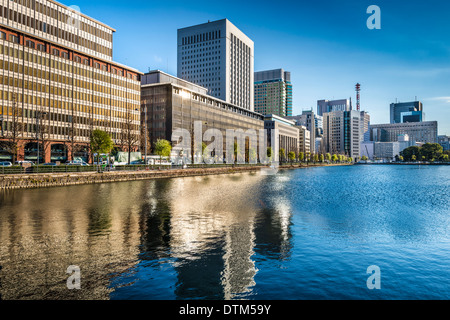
[425, 97, 450, 103]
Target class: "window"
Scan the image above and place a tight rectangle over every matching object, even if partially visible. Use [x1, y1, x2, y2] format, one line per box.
[9, 34, 19, 44]
[61, 52, 69, 59]
[26, 40, 35, 49]
[0, 31, 6, 40]
[83, 59, 89, 65]
[52, 48, 59, 56]
[36, 43, 45, 52]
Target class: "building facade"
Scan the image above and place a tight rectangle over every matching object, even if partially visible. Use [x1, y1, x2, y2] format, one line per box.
[317, 98, 352, 117]
[370, 121, 438, 144]
[322, 110, 361, 159]
[297, 125, 310, 155]
[0, 0, 141, 163]
[438, 135, 450, 151]
[360, 111, 371, 142]
[390, 101, 423, 124]
[285, 110, 317, 154]
[254, 68, 292, 117]
[141, 70, 265, 163]
[177, 19, 254, 111]
[263, 114, 299, 160]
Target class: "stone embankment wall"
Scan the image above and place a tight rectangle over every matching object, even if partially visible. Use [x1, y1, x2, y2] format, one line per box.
[0, 164, 350, 190]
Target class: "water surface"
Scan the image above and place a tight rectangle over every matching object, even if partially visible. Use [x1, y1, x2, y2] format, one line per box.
[0, 165, 449, 300]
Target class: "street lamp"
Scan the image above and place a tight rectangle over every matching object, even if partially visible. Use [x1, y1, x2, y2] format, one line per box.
[137, 105, 148, 167]
[0, 115, 3, 137]
[36, 111, 48, 166]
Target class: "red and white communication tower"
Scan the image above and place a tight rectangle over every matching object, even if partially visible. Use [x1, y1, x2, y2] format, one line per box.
[355, 83, 361, 111]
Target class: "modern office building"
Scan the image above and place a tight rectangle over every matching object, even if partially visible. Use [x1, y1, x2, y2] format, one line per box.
[373, 135, 417, 162]
[177, 19, 254, 111]
[438, 135, 450, 151]
[317, 98, 352, 117]
[141, 70, 265, 162]
[285, 110, 317, 154]
[370, 121, 438, 144]
[360, 111, 371, 142]
[264, 114, 299, 159]
[390, 101, 423, 124]
[322, 110, 361, 159]
[0, 0, 141, 163]
[254, 68, 292, 117]
[297, 125, 310, 154]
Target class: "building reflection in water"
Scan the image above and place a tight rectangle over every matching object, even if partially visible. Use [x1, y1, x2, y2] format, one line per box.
[0, 171, 294, 300]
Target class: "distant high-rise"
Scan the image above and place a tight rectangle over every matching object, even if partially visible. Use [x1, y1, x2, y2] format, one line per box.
[390, 101, 424, 124]
[254, 69, 292, 117]
[438, 135, 450, 151]
[285, 110, 317, 154]
[360, 111, 371, 142]
[322, 110, 361, 159]
[317, 99, 352, 116]
[177, 19, 254, 111]
[370, 121, 438, 144]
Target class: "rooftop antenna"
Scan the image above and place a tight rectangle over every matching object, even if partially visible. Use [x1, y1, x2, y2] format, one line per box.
[355, 83, 361, 111]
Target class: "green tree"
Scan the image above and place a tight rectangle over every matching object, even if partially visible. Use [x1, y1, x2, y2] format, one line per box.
[267, 147, 273, 162]
[400, 146, 421, 162]
[313, 153, 319, 163]
[332, 154, 338, 163]
[288, 151, 296, 164]
[348, 157, 353, 163]
[248, 147, 257, 164]
[90, 129, 114, 167]
[154, 139, 172, 163]
[319, 154, 324, 163]
[361, 155, 368, 161]
[298, 151, 304, 163]
[325, 153, 332, 162]
[441, 154, 449, 162]
[279, 148, 286, 163]
[420, 143, 443, 161]
[411, 154, 417, 162]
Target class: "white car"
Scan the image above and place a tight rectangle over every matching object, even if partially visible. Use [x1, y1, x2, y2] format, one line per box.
[0, 161, 12, 167]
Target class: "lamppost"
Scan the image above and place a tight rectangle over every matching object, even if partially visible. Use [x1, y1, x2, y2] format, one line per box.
[36, 111, 48, 166]
[137, 104, 148, 168]
[0, 115, 3, 137]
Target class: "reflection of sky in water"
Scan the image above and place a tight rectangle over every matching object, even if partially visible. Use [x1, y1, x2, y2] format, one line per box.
[0, 165, 449, 300]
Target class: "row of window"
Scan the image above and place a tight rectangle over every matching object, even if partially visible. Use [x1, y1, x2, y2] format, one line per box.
[8, 0, 113, 42]
[0, 5, 112, 57]
[0, 36, 140, 85]
[181, 30, 221, 46]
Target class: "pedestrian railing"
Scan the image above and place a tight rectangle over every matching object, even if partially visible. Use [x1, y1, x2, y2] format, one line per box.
[0, 161, 331, 175]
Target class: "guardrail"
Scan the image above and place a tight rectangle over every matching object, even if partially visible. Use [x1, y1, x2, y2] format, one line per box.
[0, 162, 321, 175]
[0, 165, 99, 175]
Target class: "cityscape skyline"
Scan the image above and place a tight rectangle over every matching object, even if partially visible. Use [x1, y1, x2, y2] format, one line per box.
[67, 0, 450, 136]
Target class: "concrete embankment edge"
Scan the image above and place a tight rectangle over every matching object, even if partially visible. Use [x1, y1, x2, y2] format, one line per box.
[0, 164, 351, 190]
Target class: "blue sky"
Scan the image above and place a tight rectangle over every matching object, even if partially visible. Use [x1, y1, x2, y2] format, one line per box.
[69, 0, 450, 135]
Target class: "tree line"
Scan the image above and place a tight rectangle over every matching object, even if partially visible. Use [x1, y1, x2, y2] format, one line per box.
[399, 143, 449, 162]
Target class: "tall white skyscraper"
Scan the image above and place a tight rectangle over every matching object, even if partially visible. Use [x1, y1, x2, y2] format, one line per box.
[177, 19, 254, 111]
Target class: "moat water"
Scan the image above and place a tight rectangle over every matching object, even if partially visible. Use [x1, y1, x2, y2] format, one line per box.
[0, 165, 449, 299]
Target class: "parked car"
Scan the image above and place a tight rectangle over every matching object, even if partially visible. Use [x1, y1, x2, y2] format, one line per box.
[0, 161, 13, 167]
[66, 160, 89, 166]
[42, 162, 58, 166]
[16, 161, 34, 166]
